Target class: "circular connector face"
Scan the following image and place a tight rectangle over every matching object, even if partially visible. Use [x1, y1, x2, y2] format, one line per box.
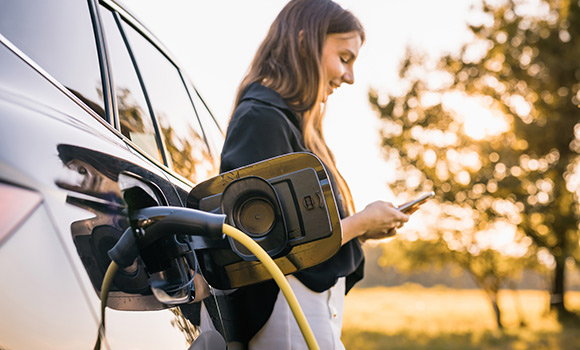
[236, 197, 275, 237]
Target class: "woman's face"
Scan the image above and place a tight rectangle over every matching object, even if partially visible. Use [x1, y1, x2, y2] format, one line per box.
[321, 31, 362, 101]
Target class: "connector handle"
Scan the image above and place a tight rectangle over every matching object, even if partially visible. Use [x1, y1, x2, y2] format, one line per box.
[131, 207, 226, 247]
[107, 227, 139, 268]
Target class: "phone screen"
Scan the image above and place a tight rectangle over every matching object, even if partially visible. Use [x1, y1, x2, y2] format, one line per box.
[397, 191, 435, 213]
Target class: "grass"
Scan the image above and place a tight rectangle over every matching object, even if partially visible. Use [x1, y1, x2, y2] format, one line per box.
[341, 285, 580, 350]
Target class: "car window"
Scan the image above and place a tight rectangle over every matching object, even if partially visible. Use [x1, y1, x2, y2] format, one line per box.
[120, 20, 216, 184]
[0, 0, 105, 119]
[185, 81, 224, 161]
[99, 6, 163, 163]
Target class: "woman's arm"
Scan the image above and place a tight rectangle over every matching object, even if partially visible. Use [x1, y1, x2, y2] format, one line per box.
[340, 200, 410, 245]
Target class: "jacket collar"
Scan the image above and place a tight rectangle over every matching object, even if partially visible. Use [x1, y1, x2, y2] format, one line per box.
[240, 83, 302, 127]
[240, 83, 290, 110]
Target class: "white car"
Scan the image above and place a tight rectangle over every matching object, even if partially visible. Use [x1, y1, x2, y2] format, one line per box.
[0, 1, 342, 349]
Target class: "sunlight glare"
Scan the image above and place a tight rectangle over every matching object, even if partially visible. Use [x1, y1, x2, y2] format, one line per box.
[474, 220, 529, 257]
[537, 247, 556, 269]
[442, 91, 510, 140]
[422, 149, 437, 167]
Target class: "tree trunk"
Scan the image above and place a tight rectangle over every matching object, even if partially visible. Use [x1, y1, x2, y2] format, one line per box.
[551, 255, 570, 321]
[468, 271, 504, 329]
[508, 282, 527, 327]
[492, 300, 503, 329]
[485, 289, 503, 329]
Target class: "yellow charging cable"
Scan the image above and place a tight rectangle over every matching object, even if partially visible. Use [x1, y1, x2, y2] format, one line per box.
[222, 224, 319, 350]
[94, 260, 119, 350]
[94, 224, 319, 350]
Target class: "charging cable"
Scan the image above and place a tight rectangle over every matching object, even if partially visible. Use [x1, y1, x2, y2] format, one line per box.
[222, 224, 319, 350]
[94, 223, 320, 350]
[93, 260, 119, 350]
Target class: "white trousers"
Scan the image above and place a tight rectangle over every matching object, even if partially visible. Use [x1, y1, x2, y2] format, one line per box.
[249, 275, 346, 350]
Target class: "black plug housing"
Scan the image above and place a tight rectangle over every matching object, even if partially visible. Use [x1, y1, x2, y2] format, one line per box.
[108, 207, 225, 305]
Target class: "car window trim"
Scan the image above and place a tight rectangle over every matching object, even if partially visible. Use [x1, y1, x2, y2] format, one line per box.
[0, 33, 116, 136]
[112, 11, 171, 167]
[103, 0, 174, 65]
[87, 0, 116, 127]
[191, 84, 224, 136]
[184, 80, 225, 160]
[179, 71, 212, 156]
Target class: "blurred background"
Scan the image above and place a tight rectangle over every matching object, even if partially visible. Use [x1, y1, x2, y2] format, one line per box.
[121, 0, 580, 348]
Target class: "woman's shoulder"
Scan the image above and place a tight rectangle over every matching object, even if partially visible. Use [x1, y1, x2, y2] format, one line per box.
[234, 97, 286, 121]
[232, 98, 297, 133]
[221, 85, 306, 172]
[239, 83, 289, 110]
[228, 102, 290, 140]
[234, 83, 301, 128]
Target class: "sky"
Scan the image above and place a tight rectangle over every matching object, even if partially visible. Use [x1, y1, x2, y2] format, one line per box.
[119, 0, 477, 211]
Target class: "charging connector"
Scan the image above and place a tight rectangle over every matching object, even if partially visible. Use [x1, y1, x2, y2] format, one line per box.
[95, 207, 319, 350]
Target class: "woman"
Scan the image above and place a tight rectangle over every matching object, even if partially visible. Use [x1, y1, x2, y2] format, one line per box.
[219, 0, 410, 348]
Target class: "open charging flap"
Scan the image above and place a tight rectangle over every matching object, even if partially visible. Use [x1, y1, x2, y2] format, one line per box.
[187, 152, 342, 289]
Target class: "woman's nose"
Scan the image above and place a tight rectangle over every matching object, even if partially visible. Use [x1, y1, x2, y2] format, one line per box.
[342, 67, 355, 85]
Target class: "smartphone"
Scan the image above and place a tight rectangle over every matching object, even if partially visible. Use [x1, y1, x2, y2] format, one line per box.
[397, 191, 435, 213]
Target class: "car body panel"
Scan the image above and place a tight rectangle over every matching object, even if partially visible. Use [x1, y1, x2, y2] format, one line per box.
[0, 201, 97, 350]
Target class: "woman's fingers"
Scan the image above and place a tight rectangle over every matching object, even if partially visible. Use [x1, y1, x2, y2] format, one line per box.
[356, 200, 413, 242]
[385, 228, 397, 237]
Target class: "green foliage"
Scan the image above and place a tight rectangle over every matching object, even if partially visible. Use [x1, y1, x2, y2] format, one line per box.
[379, 238, 454, 272]
[372, 0, 580, 318]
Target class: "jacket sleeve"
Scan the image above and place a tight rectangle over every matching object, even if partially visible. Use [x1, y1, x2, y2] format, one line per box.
[220, 101, 298, 172]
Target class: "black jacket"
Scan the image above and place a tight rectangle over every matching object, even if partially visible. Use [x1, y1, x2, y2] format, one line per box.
[218, 83, 364, 343]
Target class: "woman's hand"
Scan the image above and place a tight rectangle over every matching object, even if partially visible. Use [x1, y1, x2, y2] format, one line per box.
[341, 200, 410, 245]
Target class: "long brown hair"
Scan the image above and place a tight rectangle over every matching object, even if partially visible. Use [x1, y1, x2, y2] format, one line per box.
[233, 0, 364, 215]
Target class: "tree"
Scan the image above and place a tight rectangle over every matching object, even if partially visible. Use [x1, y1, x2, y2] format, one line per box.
[373, 0, 580, 323]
